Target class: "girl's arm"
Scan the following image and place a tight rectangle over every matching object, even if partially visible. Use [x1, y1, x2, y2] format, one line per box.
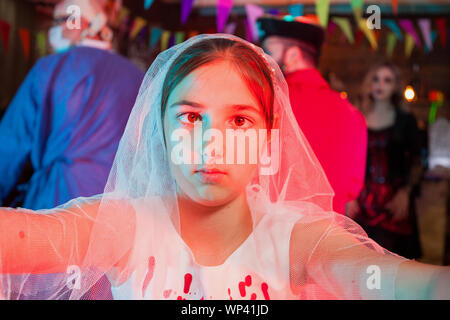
[0, 198, 135, 275]
[291, 213, 450, 299]
[396, 260, 450, 299]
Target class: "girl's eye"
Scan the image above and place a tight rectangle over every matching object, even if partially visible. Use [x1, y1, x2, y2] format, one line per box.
[178, 112, 202, 124]
[232, 116, 253, 128]
[234, 116, 246, 126]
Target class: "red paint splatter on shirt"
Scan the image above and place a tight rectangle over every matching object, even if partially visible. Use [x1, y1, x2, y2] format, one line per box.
[163, 289, 172, 298]
[250, 293, 257, 300]
[228, 288, 233, 300]
[238, 275, 252, 297]
[261, 282, 270, 300]
[142, 256, 156, 296]
[184, 273, 193, 294]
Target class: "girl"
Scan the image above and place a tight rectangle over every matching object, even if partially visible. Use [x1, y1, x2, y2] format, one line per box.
[0, 35, 449, 300]
[347, 62, 423, 260]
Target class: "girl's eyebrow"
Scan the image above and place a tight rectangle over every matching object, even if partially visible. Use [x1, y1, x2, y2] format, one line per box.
[169, 100, 204, 109]
[229, 104, 263, 115]
[169, 101, 261, 114]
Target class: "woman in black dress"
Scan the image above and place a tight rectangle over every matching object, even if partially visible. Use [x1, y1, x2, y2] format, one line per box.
[347, 61, 423, 259]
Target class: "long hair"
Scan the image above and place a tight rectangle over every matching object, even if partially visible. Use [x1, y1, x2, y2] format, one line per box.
[359, 61, 404, 116]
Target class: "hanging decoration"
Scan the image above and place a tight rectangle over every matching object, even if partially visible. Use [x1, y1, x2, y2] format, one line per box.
[181, 0, 195, 25]
[18, 28, 31, 60]
[0, 20, 11, 52]
[316, 0, 330, 28]
[217, 0, 233, 33]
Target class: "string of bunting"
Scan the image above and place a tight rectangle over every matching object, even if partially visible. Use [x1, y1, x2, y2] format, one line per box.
[0, 1, 448, 60]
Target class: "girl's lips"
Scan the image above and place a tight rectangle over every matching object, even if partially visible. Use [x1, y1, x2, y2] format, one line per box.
[194, 168, 227, 184]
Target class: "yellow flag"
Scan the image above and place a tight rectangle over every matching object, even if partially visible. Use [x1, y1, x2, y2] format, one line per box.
[386, 32, 397, 57]
[130, 17, 147, 39]
[161, 30, 171, 51]
[405, 34, 414, 58]
[358, 18, 378, 50]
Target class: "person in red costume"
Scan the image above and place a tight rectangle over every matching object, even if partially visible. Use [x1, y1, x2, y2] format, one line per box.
[258, 15, 367, 215]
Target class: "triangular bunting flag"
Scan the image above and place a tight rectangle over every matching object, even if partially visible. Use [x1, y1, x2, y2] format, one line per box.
[36, 31, 46, 57]
[399, 19, 421, 47]
[161, 30, 171, 51]
[328, 20, 337, 36]
[18, 28, 31, 60]
[382, 19, 403, 40]
[425, 31, 438, 53]
[245, 4, 264, 42]
[244, 19, 252, 42]
[149, 27, 163, 48]
[358, 19, 378, 50]
[0, 20, 11, 52]
[175, 31, 185, 45]
[217, 0, 233, 33]
[386, 32, 397, 57]
[405, 34, 415, 58]
[436, 18, 447, 48]
[350, 0, 363, 22]
[181, 0, 195, 25]
[391, 0, 398, 15]
[224, 22, 237, 35]
[130, 17, 147, 39]
[117, 7, 130, 27]
[418, 19, 432, 52]
[144, 0, 154, 10]
[355, 29, 364, 47]
[332, 17, 354, 44]
[316, 0, 330, 28]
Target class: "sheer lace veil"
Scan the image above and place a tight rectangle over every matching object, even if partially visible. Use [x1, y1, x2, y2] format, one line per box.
[71, 33, 336, 298]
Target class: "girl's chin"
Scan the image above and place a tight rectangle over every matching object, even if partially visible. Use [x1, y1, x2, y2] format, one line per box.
[190, 186, 237, 207]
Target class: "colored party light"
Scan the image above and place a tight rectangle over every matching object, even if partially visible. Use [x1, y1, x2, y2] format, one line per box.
[404, 85, 415, 102]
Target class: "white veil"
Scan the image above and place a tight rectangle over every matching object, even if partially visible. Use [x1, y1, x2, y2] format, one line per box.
[0, 34, 407, 300]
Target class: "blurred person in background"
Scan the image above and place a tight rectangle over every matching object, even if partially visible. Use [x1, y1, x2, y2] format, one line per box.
[347, 61, 423, 260]
[258, 15, 368, 215]
[0, 0, 144, 299]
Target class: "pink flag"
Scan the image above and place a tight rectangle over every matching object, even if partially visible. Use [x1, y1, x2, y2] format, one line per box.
[327, 20, 337, 36]
[217, 0, 233, 33]
[245, 4, 264, 42]
[399, 19, 421, 47]
[418, 19, 432, 51]
[181, 0, 195, 25]
[244, 19, 252, 42]
[224, 22, 237, 35]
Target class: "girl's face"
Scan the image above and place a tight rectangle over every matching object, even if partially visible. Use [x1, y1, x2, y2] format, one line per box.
[371, 67, 396, 102]
[164, 61, 268, 206]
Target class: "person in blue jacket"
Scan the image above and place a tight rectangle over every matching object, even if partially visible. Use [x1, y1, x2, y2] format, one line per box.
[0, 0, 143, 299]
[0, 0, 144, 211]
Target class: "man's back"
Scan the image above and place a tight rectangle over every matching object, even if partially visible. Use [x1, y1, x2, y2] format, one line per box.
[0, 47, 144, 210]
[286, 68, 367, 214]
